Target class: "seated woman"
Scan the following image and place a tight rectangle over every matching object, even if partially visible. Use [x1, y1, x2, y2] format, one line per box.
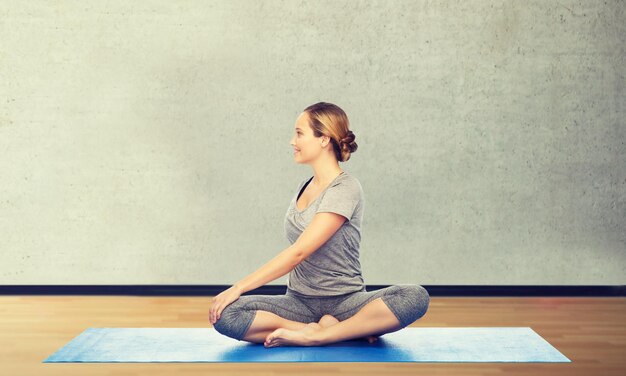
[209, 102, 430, 347]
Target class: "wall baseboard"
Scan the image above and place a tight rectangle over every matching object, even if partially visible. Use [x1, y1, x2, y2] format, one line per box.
[0, 285, 624, 296]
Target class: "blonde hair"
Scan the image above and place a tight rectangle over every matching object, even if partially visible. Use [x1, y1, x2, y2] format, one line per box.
[303, 102, 358, 162]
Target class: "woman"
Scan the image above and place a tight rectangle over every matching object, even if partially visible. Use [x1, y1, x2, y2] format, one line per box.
[209, 102, 430, 347]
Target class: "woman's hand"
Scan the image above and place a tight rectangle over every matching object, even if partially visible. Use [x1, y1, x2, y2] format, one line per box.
[209, 285, 242, 325]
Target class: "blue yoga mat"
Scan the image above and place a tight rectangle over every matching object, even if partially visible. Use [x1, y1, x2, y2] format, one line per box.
[43, 327, 571, 363]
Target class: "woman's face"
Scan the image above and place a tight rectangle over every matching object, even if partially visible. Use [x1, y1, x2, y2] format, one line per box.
[291, 112, 323, 164]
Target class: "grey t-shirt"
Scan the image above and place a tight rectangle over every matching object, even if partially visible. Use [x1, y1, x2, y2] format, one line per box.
[284, 171, 366, 296]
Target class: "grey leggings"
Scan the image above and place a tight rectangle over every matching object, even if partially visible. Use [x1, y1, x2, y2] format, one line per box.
[213, 284, 430, 341]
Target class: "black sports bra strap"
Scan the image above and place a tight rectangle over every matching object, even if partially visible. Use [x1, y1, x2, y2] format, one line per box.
[297, 177, 314, 201]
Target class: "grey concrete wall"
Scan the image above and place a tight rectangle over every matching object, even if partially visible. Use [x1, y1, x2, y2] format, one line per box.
[0, 0, 624, 285]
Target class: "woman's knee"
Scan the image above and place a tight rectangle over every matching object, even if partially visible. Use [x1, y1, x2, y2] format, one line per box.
[391, 284, 430, 324]
[405, 284, 430, 319]
[211, 302, 237, 335]
[212, 300, 255, 341]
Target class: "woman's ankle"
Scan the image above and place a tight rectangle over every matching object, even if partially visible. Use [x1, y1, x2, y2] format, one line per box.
[318, 314, 340, 327]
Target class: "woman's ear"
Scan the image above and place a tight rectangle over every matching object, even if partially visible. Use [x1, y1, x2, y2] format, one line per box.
[321, 135, 331, 147]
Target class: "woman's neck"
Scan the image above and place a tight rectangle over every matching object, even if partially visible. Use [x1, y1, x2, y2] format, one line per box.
[311, 168, 344, 187]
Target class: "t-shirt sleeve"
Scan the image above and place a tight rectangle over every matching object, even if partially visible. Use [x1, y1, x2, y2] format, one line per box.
[316, 180, 361, 221]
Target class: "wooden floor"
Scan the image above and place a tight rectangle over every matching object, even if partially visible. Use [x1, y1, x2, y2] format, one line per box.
[1, 296, 624, 375]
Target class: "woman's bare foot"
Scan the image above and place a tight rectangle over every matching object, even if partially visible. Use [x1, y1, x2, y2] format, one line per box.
[264, 323, 322, 347]
[263, 314, 380, 347]
[317, 314, 378, 343]
[299, 322, 323, 336]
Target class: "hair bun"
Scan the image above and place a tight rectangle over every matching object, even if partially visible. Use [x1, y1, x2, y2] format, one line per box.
[339, 130, 357, 154]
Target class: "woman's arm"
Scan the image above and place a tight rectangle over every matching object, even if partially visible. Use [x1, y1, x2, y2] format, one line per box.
[233, 245, 301, 294]
[210, 245, 300, 324]
[210, 213, 345, 324]
[234, 212, 346, 294]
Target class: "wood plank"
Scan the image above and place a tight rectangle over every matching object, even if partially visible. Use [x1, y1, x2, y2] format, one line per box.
[0, 296, 624, 375]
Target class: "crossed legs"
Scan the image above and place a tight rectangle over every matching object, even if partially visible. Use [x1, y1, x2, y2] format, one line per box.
[241, 312, 380, 344]
[217, 285, 429, 347]
[264, 297, 403, 347]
